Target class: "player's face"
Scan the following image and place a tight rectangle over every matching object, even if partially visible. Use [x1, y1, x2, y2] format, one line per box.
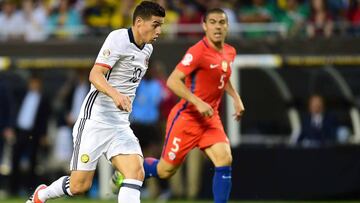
[138, 16, 164, 44]
[203, 13, 228, 44]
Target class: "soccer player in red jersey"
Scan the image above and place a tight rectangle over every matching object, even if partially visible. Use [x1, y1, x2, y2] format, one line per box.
[113, 8, 244, 203]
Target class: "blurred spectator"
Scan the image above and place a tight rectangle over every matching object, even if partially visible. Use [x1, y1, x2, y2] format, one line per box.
[219, 0, 238, 24]
[177, 3, 203, 38]
[20, 0, 48, 42]
[10, 74, 50, 195]
[47, 0, 82, 39]
[238, 0, 278, 38]
[157, 0, 179, 23]
[0, 76, 15, 177]
[297, 94, 338, 147]
[51, 69, 89, 174]
[239, 0, 277, 23]
[327, 0, 349, 21]
[348, 0, 360, 25]
[151, 60, 177, 127]
[83, 0, 114, 36]
[306, 0, 334, 38]
[278, 0, 309, 37]
[0, 0, 26, 41]
[348, 0, 360, 35]
[110, 0, 139, 29]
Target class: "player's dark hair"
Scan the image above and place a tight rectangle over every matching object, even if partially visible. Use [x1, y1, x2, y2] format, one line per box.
[203, 8, 227, 22]
[133, 1, 165, 25]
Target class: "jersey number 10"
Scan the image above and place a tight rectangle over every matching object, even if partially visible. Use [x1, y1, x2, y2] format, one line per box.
[129, 67, 143, 83]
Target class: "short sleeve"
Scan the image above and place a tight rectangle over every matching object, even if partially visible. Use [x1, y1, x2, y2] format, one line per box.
[95, 31, 122, 69]
[176, 45, 202, 76]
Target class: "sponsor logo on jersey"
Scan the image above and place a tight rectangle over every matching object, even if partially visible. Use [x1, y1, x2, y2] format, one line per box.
[168, 152, 176, 160]
[103, 49, 111, 58]
[210, 64, 219, 69]
[181, 53, 193, 66]
[222, 60, 228, 72]
[81, 154, 90, 163]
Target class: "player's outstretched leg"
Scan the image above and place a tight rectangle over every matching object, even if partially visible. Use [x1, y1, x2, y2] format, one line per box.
[26, 176, 73, 203]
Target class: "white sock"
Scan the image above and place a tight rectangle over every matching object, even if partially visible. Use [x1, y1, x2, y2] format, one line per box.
[118, 179, 142, 203]
[38, 176, 73, 202]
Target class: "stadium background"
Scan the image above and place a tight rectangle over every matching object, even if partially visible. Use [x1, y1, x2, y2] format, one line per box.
[1, 0, 360, 202]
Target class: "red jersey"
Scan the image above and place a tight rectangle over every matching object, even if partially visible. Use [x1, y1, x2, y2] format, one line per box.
[174, 36, 236, 120]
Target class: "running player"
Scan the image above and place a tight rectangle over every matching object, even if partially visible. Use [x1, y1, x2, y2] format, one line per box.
[112, 8, 244, 203]
[26, 1, 165, 203]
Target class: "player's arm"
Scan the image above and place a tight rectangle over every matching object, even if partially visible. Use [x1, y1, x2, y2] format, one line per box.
[225, 80, 245, 121]
[89, 65, 131, 112]
[167, 68, 213, 117]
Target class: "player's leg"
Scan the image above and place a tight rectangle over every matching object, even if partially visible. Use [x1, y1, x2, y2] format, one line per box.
[26, 119, 105, 203]
[107, 126, 149, 203]
[200, 121, 232, 203]
[28, 170, 95, 203]
[204, 142, 232, 203]
[186, 148, 203, 199]
[111, 154, 144, 203]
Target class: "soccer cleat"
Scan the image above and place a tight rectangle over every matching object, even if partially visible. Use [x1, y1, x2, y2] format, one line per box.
[26, 184, 47, 203]
[110, 170, 124, 194]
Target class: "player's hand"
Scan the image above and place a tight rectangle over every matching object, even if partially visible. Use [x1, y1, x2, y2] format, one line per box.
[112, 92, 132, 112]
[195, 99, 214, 117]
[233, 99, 245, 121]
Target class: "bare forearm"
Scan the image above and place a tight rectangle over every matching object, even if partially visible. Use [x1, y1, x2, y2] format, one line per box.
[225, 81, 240, 100]
[167, 75, 201, 105]
[89, 67, 117, 99]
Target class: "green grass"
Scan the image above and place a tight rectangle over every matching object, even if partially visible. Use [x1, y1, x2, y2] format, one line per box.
[3, 198, 360, 203]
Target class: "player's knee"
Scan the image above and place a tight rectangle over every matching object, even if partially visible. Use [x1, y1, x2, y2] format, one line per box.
[70, 181, 92, 195]
[158, 167, 177, 179]
[123, 165, 145, 181]
[213, 153, 232, 167]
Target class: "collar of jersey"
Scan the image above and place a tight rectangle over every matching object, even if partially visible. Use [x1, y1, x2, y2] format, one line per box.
[202, 36, 223, 53]
[128, 28, 145, 50]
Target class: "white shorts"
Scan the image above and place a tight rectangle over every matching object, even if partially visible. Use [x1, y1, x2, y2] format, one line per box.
[70, 118, 143, 171]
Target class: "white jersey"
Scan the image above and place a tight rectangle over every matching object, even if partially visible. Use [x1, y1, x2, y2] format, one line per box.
[78, 28, 153, 126]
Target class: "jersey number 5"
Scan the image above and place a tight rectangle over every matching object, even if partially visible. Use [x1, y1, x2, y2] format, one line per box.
[218, 74, 226, 89]
[171, 137, 181, 152]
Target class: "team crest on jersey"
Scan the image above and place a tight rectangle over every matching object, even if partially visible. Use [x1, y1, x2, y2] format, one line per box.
[103, 49, 111, 58]
[81, 154, 90, 163]
[145, 56, 149, 67]
[221, 60, 228, 72]
[168, 152, 176, 160]
[181, 53, 193, 66]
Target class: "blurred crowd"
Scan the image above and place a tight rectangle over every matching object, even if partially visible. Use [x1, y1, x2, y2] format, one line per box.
[0, 0, 360, 41]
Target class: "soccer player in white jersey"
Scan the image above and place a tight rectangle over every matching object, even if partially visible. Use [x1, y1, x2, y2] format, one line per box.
[26, 1, 165, 203]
